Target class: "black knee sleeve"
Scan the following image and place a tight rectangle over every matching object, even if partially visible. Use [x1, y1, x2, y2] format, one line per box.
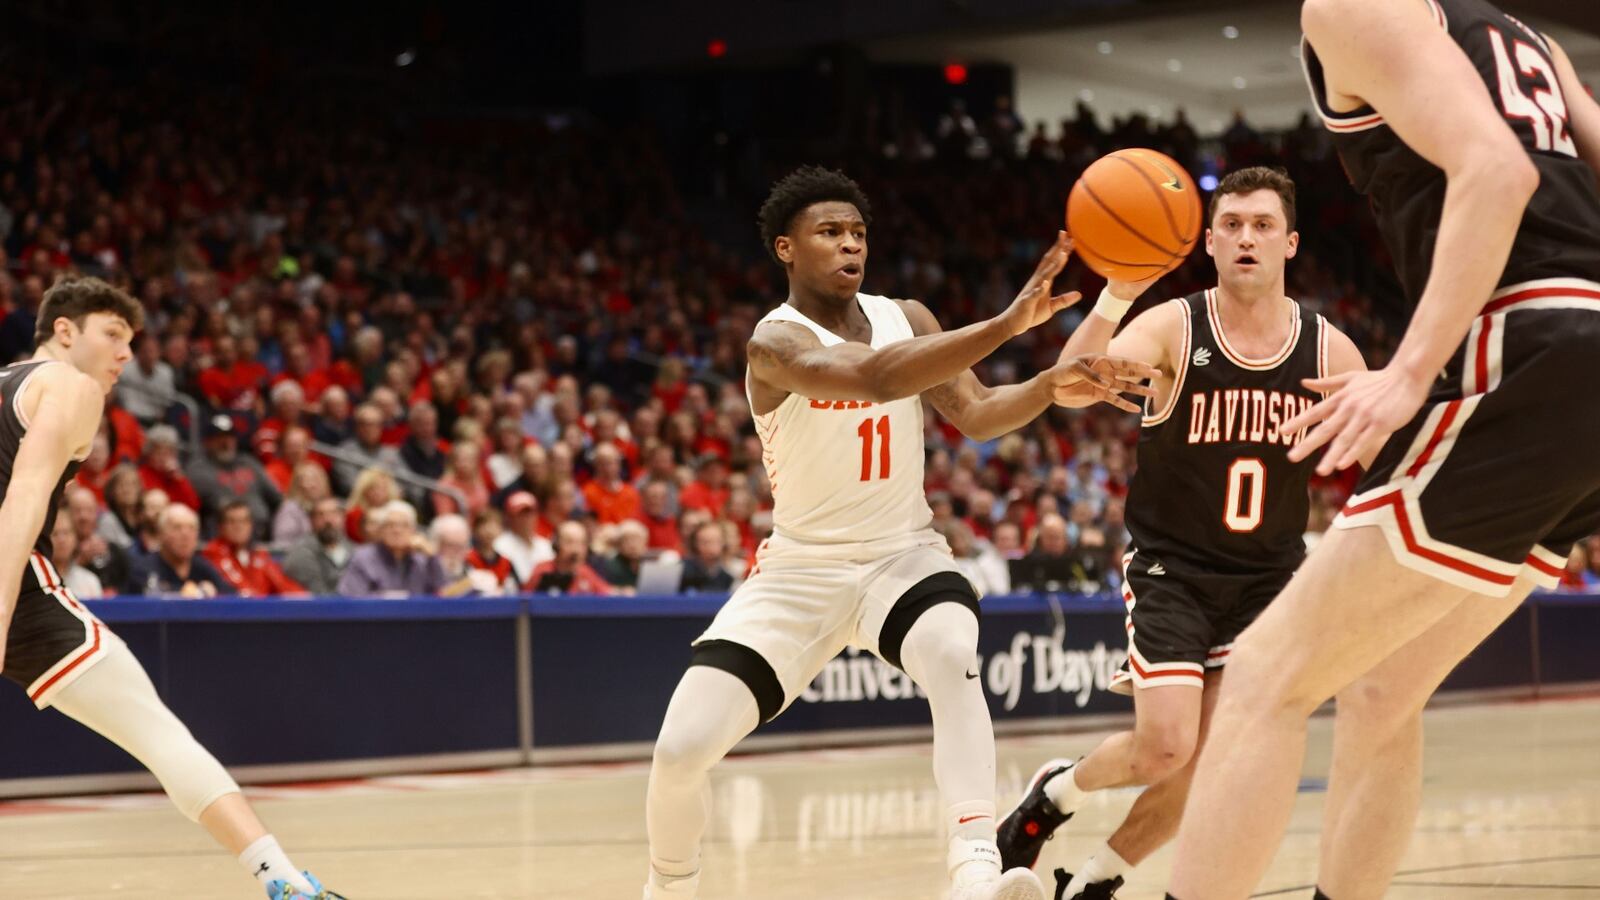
[688, 639, 784, 723]
[877, 571, 980, 672]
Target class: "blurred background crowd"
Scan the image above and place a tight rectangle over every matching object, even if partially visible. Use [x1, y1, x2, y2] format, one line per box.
[4, 14, 1597, 601]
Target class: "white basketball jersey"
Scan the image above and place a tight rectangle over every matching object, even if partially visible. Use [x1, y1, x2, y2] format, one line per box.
[749, 294, 932, 544]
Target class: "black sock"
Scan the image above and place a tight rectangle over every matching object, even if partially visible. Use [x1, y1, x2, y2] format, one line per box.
[1313, 890, 1334, 900]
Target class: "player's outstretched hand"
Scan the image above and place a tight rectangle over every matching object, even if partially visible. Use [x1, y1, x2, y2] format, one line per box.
[1048, 354, 1160, 413]
[1285, 366, 1430, 475]
[1001, 231, 1084, 336]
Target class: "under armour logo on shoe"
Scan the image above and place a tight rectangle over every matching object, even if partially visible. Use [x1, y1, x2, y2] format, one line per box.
[1192, 347, 1212, 367]
[1147, 562, 1166, 576]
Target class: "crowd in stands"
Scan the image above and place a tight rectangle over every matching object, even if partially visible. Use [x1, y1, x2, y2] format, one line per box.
[4, 56, 1598, 600]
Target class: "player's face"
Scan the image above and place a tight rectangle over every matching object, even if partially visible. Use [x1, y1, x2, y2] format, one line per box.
[777, 202, 867, 302]
[1206, 190, 1299, 292]
[64, 313, 135, 394]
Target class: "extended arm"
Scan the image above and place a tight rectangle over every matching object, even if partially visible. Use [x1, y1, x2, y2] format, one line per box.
[907, 299, 1157, 440]
[748, 233, 1080, 405]
[1288, 0, 1540, 472]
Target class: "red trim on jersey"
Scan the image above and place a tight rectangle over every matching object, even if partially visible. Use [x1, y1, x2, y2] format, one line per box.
[25, 553, 105, 703]
[1473, 317, 1493, 392]
[1326, 112, 1385, 133]
[28, 622, 102, 703]
[1526, 552, 1564, 579]
[1482, 286, 1600, 315]
[1343, 490, 1518, 587]
[1404, 400, 1462, 479]
[31, 552, 58, 590]
[1126, 653, 1204, 684]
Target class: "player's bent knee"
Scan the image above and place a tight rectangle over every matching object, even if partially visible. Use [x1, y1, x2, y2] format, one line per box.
[878, 572, 980, 674]
[1130, 728, 1197, 783]
[1335, 678, 1426, 744]
[687, 639, 783, 724]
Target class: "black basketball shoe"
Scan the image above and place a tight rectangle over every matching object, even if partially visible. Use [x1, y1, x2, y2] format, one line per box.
[1052, 868, 1124, 900]
[997, 758, 1077, 871]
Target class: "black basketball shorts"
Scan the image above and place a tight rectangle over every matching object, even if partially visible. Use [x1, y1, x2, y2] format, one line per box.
[1337, 280, 1600, 596]
[1109, 546, 1294, 694]
[1, 552, 115, 708]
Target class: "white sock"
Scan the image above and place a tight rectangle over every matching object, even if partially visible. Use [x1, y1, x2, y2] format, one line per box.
[1043, 763, 1090, 814]
[239, 835, 313, 894]
[947, 799, 1002, 886]
[1066, 843, 1131, 895]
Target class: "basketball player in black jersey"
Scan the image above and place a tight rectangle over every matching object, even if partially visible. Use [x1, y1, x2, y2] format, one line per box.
[994, 168, 1366, 899]
[0, 277, 344, 900]
[1167, 1, 1600, 898]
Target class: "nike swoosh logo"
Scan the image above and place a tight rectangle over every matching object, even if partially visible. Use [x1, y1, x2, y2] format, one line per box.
[958, 814, 991, 824]
[965, 670, 979, 680]
[1148, 155, 1185, 193]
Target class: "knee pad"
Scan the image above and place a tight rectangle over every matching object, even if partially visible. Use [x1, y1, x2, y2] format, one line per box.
[878, 572, 980, 673]
[50, 645, 241, 822]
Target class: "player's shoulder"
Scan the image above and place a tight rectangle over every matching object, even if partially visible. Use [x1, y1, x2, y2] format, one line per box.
[1129, 296, 1194, 335]
[27, 360, 100, 398]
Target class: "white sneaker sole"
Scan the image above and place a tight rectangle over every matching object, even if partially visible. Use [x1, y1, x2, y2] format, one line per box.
[987, 868, 1048, 900]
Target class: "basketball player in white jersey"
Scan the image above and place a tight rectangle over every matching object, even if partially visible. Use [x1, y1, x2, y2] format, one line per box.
[642, 166, 1158, 900]
[0, 277, 343, 900]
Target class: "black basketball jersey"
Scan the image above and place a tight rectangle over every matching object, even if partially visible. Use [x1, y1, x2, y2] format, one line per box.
[0, 361, 83, 561]
[1301, 0, 1600, 305]
[1124, 291, 1328, 575]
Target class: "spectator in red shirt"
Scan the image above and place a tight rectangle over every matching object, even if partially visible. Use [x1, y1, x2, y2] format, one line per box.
[106, 402, 145, 465]
[254, 380, 308, 462]
[137, 425, 201, 513]
[264, 426, 315, 493]
[466, 507, 518, 593]
[525, 521, 612, 595]
[638, 480, 682, 554]
[679, 454, 730, 517]
[202, 500, 306, 596]
[582, 443, 641, 525]
[197, 333, 266, 411]
[272, 341, 334, 403]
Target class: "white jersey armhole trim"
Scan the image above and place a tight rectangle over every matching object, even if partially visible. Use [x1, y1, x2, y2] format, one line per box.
[1142, 298, 1191, 427]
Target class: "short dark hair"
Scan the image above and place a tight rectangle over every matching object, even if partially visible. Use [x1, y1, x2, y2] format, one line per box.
[757, 166, 872, 264]
[35, 275, 144, 344]
[220, 499, 253, 520]
[1208, 166, 1297, 230]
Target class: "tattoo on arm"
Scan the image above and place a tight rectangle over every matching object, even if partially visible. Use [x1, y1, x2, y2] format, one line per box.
[925, 378, 967, 419]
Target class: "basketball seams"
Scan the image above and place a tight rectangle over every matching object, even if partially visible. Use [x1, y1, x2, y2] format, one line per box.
[1080, 180, 1184, 262]
[1109, 152, 1189, 248]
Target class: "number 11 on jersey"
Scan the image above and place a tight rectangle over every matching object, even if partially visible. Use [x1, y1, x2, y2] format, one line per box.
[858, 416, 890, 481]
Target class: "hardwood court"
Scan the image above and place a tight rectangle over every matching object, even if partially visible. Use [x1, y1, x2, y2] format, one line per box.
[1, 697, 1597, 899]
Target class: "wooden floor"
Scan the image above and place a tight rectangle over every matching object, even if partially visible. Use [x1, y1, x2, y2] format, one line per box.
[1, 698, 1598, 899]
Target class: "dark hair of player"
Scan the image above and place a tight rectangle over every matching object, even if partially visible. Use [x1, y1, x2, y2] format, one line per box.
[1208, 166, 1297, 230]
[757, 165, 873, 264]
[35, 274, 145, 344]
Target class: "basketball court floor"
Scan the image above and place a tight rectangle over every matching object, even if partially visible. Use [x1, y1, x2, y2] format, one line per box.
[1, 697, 1596, 899]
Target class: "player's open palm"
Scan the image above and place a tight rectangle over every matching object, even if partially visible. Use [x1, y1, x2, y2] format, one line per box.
[1048, 354, 1160, 412]
[1002, 231, 1084, 336]
[1286, 366, 1430, 475]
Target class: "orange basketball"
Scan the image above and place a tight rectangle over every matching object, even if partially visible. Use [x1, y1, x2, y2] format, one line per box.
[1066, 148, 1202, 282]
